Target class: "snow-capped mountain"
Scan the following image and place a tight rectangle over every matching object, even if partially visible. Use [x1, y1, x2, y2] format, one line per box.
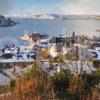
[23, 14, 100, 20]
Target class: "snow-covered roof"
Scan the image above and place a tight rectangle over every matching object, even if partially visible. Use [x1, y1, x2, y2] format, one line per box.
[97, 51, 100, 60]
[49, 44, 58, 58]
[0, 73, 9, 85]
[39, 38, 50, 42]
[74, 43, 86, 48]
[62, 47, 71, 55]
[90, 49, 100, 60]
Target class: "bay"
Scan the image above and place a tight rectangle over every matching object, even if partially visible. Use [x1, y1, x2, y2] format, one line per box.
[0, 18, 100, 46]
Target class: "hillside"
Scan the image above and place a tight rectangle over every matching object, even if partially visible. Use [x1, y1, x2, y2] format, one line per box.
[24, 14, 100, 20]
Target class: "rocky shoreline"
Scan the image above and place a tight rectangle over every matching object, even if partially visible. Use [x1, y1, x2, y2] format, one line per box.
[0, 15, 16, 27]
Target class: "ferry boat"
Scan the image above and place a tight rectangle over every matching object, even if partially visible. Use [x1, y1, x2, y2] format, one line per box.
[20, 32, 48, 43]
[20, 34, 33, 42]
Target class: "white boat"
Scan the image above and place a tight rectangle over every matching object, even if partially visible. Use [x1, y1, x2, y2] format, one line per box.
[20, 30, 33, 42]
[20, 34, 33, 42]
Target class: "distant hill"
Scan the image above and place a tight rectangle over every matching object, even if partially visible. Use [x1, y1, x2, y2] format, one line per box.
[0, 15, 16, 27]
[24, 14, 100, 20]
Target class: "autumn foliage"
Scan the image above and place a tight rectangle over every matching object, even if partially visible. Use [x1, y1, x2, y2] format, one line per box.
[7, 62, 53, 100]
[0, 63, 100, 100]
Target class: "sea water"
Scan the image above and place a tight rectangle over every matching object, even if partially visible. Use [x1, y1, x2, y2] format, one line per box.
[0, 18, 100, 46]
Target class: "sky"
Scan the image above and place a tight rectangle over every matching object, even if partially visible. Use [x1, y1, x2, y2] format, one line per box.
[0, 0, 100, 16]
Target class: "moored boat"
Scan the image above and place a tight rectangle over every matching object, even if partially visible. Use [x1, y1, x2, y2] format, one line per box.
[20, 34, 33, 42]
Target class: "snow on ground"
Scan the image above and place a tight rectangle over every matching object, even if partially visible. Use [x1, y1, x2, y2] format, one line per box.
[87, 49, 100, 60]
[73, 43, 86, 48]
[43, 62, 50, 69]
[0, 44, 36, 63]
[2, 65, 33, 81]
[62, 47, 71, 55]
[49, 44, 58, 58]
[19, 46, 32, 53]
[97, 51, 100, 60]
[64, 61, 96, 74]
[48, 60, 96, 75]
[0, 58, 34, 63]
[0, 51, 35, 63]
[0, 73, 9, 85]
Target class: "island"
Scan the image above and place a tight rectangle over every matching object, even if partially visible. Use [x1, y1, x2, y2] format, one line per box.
[0, 15, 16, 27]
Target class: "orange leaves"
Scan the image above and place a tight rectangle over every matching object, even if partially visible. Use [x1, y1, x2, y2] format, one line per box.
[15, 78, 37, 95]
[40, 49, 49, 59]
[12, 63, 52, 99]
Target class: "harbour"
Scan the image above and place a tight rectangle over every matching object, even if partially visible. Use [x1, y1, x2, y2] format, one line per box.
[0, 18, 100, 46]
[0, 0, 100, 99]
[0, 13, 100, 100]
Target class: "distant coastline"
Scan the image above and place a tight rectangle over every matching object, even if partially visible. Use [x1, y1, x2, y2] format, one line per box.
[20, 14, 100, 20]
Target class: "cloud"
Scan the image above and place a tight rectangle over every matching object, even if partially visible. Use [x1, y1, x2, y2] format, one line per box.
[0, 0, 12, 15]
[0, 0, 100, 16]
[58, 0, 100, 15]
[22, 7, 48, 16]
